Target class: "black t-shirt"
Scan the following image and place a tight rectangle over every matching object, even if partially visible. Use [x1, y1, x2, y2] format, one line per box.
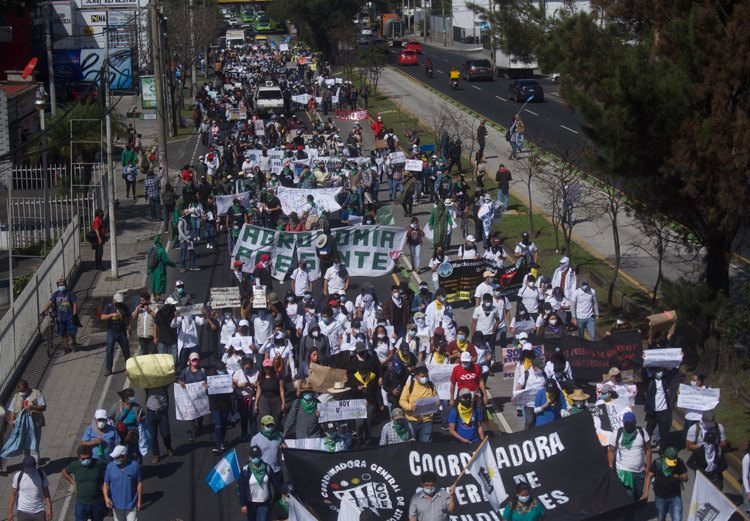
[496, 170, 512, 190]
[103, 303, 131, 332]
[649, 458, 687, 498]
[227, 206, 247, 227]
[155, 307, 178, 344]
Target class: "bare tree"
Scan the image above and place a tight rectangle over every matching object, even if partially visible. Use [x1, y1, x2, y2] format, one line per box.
[425, 98, 451, 148]
[516, 147, 546, 234]
[590, 173, 628, 306]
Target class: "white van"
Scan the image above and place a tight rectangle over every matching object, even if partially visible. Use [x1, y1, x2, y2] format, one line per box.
[253, 82, 285, 115]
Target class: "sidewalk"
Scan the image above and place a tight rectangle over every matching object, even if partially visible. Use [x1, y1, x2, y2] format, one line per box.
[0, 135, 168, 520]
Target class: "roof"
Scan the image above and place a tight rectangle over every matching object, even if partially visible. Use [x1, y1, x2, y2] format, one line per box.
[0, 83, 37, 98]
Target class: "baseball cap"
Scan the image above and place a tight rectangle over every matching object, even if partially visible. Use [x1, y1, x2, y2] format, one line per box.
[391, 408, 405, 420]
[434, 327, 445, 336]
[188, 352, 200, 361]
[239, 319, 250, 327]
[113, 293, 124, 303]
[517, 332, 529, 341]
[622, 411, 636, 423]
[22, 455, 37, 469]
[175, 280, 184, 287]
[458, 388, 472, 397]
[460, 352, 472, 363]
[281, 483, 295, 494]
[94, 409, 107, 420]
[110, 445, 128, 459]
[250, 445, 262, 458]
[260, 415, 275, 426]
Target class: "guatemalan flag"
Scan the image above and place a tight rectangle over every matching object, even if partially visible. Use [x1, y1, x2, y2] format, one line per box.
[205, 449, 241, 493]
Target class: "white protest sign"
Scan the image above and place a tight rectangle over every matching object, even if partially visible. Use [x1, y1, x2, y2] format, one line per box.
[426, 363, 456, 400]
[414, 396, 440, 416]
[207, 374, 234, 395]
[677, 384, 720, 411]
[511, 386, 543, 405]
[210, 287, 241, 309]
[279, 43, 289, 51]
[174, 381, 209, 421]
[252, 286, 267, 308]
[291, 94, 310, 104]
[253, 119, 265, 136]
[389, 151, 406, 164]
[228, 335, 253, 354]
[325, 79, 335, 86]
[404, 159, 423, 172]
[276, 186, 342, 216]
[177, 304, 204, 316]
[643, 348, 683, 368]
[216, 191, 251, 216]
[595, 383, 637, 407]
[318, 399, 368, 422]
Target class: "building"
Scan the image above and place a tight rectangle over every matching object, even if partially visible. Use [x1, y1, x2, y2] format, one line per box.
[0, 75, 41, 187]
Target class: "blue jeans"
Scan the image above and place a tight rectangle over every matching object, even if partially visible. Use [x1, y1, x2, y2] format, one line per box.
[388, 177, 400, 200]
[106, 331, 131, 373]
[157, 342, 177, 366]
[205, 222, 216, 247]
[190, 216, 202, 239]
[75, 501, 106, 521]
[147, 409, 172, 456]
[497, 189, 509, 210]
[180, 240, 196, 269]
[211, 410, 228, 449]
[655, 495, 682, 521]
[576, 316, 596, 340]
[148, 197, 161, 221]
[408, 420, 433, 442]
[246, 501, 270, 521]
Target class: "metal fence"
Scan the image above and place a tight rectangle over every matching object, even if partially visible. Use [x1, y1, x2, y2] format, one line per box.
[9, 164, 68, 191]
[0, 218, 80, 401]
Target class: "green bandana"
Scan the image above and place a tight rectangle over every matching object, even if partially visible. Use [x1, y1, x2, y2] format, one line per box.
[616, 469, 635, 490]
[300, 398, 317, 415]
[250, 463, 267, 485]
[279, 498, 289, 515]
[619, 428, 638, 449]
[660, 458, 674, 477]
[393, 420, 409, 441]
[324, 435, 337, 452]
[261, 429, 281, 441]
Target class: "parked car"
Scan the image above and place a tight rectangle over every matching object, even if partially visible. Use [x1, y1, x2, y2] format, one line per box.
[398, 50, 419, 66]
[508, 79, 544, 102]
[404, 40, 422, 54]
[461, 59, 493, 81]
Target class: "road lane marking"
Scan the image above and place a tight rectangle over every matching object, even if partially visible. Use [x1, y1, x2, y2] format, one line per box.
[524, 109, 538, 116]
[436, 69, 443, 74]
[472, 85, 482, 91]
[560, 124, 579, 134]
[441, 58, 448, 62]
[495, 95, 506, 101]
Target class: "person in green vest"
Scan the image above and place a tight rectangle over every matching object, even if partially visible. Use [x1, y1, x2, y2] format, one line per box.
[149, 235, 175, 302]
[427, 199, 453, 253]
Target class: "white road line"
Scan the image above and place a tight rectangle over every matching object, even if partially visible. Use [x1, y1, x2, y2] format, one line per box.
[560, 124, 579, 134]
[495, 95, 506, 101]
[472, 85, 482, 91]
[441, 58, 448, 62]
[524, 109, 539, 116]
[435, 69, 444, 74]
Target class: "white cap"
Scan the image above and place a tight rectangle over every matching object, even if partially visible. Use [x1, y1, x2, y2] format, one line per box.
[517, 332, 529, 340]
[94, 409, 107, 420]
[175, 280, 184, 286]
[238, 319, 250, 327]
[465, 235, 476, 242]
[559, 256, 570, 264]
[113, 293, 124, 303]
[460, 351, 472, 362]
[109, 445, 128, 459]
[522, 342, 534, 351]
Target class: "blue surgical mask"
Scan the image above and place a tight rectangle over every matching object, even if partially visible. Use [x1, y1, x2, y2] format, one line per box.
[58, 286, 66, 292]
[457, 334, 466, 342]
[80, 458, 92, 466]
[518, 495, 530, 504]
[423, 486, 436, 496]
[128, 397, 136, 404]
[302, 393, 315, 401]
[251, 457, 262, 466]
[655, 371, 664, 380]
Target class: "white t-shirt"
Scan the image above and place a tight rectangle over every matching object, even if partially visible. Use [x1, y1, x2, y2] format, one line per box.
[291, 268, 311, 297]
[232, 368, 258, 389]
[654, 382, 668, 412]
[324, 266, 347, 294]
[472, 305, 498, 336]
[611, 428, 650, 472]
[12, 470, 48, 514]
[517, 285, 542, 313]
[474, 282, 495, 301]
[221, 352, 243, 375]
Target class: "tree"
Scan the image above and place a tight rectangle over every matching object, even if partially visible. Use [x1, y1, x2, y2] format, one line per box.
[268, 0, 362, 61]
[590, 174, 627, 307]
[522, 1, 750, 294]
[630, 212, 681, 306]
[516, 146, 545, 233]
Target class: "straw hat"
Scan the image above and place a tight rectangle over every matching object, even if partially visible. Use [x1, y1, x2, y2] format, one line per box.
[327, 381, 350, 394]
[569, 389, 590, 401]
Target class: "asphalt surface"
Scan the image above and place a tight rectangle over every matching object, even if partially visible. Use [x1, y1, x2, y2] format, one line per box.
[389, 42, 587, 157]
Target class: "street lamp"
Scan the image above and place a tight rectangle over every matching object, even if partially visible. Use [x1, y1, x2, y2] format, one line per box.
[34, 86, 51, 245]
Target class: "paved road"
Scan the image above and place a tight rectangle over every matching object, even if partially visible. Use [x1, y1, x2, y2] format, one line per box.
[390, 42, 587, 158]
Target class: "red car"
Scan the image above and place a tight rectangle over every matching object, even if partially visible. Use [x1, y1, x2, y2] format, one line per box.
[404, 40, 422, 54]
[398, 50, 419, 66]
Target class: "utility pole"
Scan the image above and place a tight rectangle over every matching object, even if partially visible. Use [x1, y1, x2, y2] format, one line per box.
[105, 11, 119, 278]
[45, 1, 57, 115]
[150, 0, 169, 173]
[442, 0, 447, 47]
[189, 0, 197, 98]
[488, 0, 495, 71]
[35, 89, 50, 244]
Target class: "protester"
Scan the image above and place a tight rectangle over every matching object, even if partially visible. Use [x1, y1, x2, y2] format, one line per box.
[103, 445, 142, 521]
[399, 365, 438, 442]
[515, 358, 547, 430]
[101, 292, 132, 377]
[7, 455, 52, 521]
[283, 381, 322, 439]
[408, 471, 456, 521]
[270, 483, 295, 521]
[533, 379, 568, 427]
[61, 445, 107, 521]
[609, 411, 651, 506]
[233, 357, 259, 441]
[448, 388, 484, 444]
[92, 208, 106, 271]
[108, 388, 144, 463]
[239, 446, 272, 521]
[143, 386, 173, 463]
[645, 367, 678, 455]
[641, 446, 688, 521]
[7, 379, 47, 464]
[686, 410, 728, 490]
[255, 359, 285, 428]
[380, 407, 415, 445]
[41, 277, 78, 353]
[132, 292, 158, 355]
[80, 409, 118, 462]
[147, 236, 175, 302]
[178, 352, 207, 441]
[250, 416, 287, 500]
[502, 482, 545, 521]
[571, 281, 599, 340]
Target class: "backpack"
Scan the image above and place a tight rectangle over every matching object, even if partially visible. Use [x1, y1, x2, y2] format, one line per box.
[147, 246, 158, 270]
[614, 426, 646, 457]
[15, 468, 46, 495]
[161, 188, 175, 206]
[686, 424, 728, 472]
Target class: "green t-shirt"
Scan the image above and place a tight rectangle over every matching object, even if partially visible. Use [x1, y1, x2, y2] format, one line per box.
[502, 498, 546, 521]
[65, 459, 107, 504]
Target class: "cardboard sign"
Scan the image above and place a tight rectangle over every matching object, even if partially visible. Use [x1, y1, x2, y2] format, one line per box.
[511, 386, 543, 405]
[389, 151, 406, 164]
[174, 382, 209, 421]
[252, 286, 267, 308]
[306, 363, 348, 394]
[210, 287, 241, 309]
[404, 159, 424, 171]
[414, 396, 440, 416]
[643, 348, 683, 368]
[318, 399, 368, 422]
[501, 346, 543, 380]
[425, 363, 456, 400]
[677, 384, 720, 411]
[207, 374, 234, 395]
[177, 304, 204, 316]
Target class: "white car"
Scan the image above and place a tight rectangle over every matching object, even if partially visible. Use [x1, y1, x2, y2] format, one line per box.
[360, 27, 373, 36]
[254, 82, 285, 115]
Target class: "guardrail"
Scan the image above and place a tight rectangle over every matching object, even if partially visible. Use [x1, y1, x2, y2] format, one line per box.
[0, 217, 81, 403]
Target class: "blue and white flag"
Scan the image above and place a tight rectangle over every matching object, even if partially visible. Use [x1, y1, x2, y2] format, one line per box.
[282, 35, 292, 44]
[205, 449, 241, 493]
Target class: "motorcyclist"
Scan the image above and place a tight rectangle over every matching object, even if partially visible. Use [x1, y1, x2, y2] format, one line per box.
[424, 57, 434, 75]
[449, 67, 460, 83]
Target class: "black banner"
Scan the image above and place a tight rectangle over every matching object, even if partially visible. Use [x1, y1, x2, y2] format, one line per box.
[438, 257, 528, 303]
[283, 413, 632, 521]
[531, 330, 643, 382]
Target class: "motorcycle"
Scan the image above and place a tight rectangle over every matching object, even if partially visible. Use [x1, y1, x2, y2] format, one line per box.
[424, 65, 434, 78]
[450, 78, 459, 90]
